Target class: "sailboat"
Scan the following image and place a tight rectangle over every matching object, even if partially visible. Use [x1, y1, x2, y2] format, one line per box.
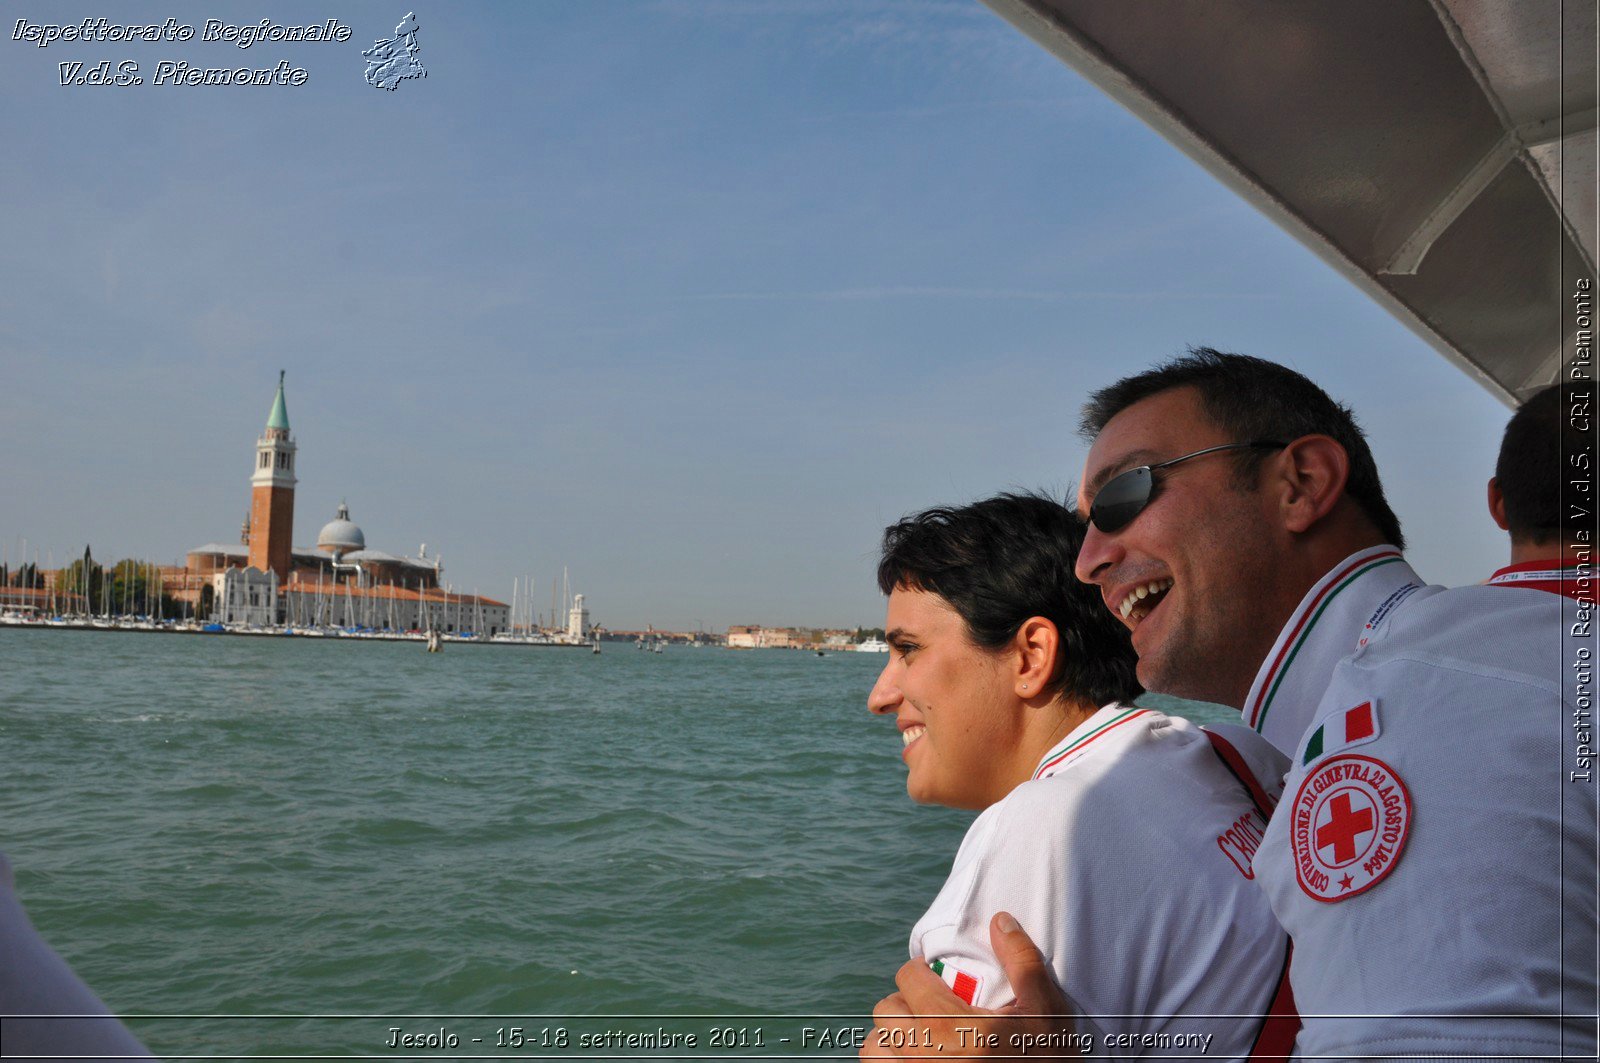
[422, 588, 442, 652]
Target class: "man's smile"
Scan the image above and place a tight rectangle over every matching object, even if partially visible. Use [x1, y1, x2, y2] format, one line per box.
[1115, 578, 1174, 624]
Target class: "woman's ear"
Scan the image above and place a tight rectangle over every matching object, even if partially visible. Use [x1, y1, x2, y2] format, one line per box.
[1013, 616, 1060, 699]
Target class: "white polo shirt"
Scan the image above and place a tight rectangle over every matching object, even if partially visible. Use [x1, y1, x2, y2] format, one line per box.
[910, 704, 1295, 1059]
[1239, 545, 1432, 757]
[1247, 549, 1599, 1058]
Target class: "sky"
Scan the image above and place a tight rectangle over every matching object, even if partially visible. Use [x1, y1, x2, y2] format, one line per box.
[1, 0, 1515, 631]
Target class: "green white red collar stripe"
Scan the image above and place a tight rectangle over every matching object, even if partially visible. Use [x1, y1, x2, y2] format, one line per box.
[1244, 547, 1405, 737]
[1033, 703, 1149, 780]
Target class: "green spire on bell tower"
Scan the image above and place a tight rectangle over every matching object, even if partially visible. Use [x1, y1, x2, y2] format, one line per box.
[266, 370, 290, 431]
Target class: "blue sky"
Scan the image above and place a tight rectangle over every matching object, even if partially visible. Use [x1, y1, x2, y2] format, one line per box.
[1, 1, 1511, 630]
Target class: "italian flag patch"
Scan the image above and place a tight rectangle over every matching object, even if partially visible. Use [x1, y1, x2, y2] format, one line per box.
[1301, 700, 1380, 766]
[929, 959, 982, 1005]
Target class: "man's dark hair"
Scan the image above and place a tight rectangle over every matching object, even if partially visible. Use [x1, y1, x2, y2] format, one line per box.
[877, 492, 1142, 707]
[1496, 382, 1590, 544]
[1078, 347, 1406, 549]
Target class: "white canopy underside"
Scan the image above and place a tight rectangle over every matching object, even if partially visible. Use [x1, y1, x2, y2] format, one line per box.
[983, 0, 1597, 406]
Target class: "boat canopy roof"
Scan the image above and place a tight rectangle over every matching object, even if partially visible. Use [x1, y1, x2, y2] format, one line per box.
[983, 0, 1596, 405]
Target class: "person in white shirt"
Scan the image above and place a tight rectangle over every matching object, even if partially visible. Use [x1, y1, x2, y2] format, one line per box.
[868, 351, 1596, 1060]
[866, 492, 1295, 1059]
[1486, 380, 1595, 598]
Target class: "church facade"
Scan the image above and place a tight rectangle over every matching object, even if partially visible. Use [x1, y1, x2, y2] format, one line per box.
[178, 375, 509, 634]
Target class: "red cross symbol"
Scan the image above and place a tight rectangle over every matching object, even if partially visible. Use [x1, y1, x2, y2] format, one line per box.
[1315, 790, 1374, 864]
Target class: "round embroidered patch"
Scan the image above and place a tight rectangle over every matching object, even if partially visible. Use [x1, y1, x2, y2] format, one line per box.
[1289, 753, 1411, 902]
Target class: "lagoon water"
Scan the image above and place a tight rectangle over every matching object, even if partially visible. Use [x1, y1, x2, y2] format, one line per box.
[0, 629, 1233, 1058]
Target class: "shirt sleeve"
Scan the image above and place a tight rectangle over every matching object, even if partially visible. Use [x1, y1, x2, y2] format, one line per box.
[908, 808, 1017, 1012]
[907, 787, 1103, 1029]
[0, 854, 157, 1062]
[909, 726, 1292, 1060]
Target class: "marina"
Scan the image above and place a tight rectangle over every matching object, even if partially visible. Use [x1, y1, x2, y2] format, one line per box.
[0, 614, 594, 645]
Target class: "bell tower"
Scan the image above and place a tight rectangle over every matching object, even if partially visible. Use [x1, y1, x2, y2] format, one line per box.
[248, 370, 297, 579]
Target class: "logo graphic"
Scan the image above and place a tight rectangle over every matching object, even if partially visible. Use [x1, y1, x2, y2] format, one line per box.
[1289, 753, 1410, 902]
[1358, 582, 1421, 647]
[364, 12, 426, 90]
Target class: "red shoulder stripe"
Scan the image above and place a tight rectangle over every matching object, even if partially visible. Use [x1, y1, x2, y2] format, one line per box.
[1248, 940, 1300, 1061]
[1202, 728, 1278, 818]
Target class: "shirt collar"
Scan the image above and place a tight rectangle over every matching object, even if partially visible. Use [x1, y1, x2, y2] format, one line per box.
[1487, 559, 1595, 601]
[1031, 701, 1151, 781]
[1242, 545, 1428, 756]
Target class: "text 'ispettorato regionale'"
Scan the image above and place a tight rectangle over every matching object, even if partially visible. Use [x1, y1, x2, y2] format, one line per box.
[14, 18, 353, 87]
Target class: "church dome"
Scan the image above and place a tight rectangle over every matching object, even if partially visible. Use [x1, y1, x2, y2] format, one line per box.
[317, 502, 365, 554]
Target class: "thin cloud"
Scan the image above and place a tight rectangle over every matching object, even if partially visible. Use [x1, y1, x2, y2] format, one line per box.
[688, 286, 1281, 303]
[793, 94, 1090, 124]
[649, 0, 1012, 62]
[650, 0, 978, 19]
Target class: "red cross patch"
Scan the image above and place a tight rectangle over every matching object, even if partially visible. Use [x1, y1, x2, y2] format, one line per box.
[1289, 754, 1411, 902]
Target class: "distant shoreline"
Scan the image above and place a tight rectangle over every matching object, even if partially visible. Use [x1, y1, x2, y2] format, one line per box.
[0, 619, 888, 651]
[0, 618, 589, 647]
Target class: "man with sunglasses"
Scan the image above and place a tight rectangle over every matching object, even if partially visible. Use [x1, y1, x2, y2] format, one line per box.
[1072, 351, 1425, 756]
[867, 349, 1595, 1059]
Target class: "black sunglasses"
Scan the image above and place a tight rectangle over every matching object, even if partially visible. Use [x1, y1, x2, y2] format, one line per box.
[1088, 440, 1288, 533]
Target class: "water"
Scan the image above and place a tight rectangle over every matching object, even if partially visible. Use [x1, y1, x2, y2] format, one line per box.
[0, 629, 1234, 1058]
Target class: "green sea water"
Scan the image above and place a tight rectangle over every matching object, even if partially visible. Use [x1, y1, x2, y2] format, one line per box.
[0, 629, 1232, 1059]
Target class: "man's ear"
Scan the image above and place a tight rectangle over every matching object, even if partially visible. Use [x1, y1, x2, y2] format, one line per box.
[1274, 435, 1350, 534]
[1487, 477, 1511, 531]
[1013, 617, 1059, 699]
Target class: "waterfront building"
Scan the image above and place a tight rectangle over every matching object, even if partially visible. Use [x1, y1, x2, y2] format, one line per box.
[721, 626, 860, 649]
[724, 625, 804, 649]
[763, 627, 803, 648]
[18, 375, 542, 634]
[217, 566, 278, 627]
[248, 371, 297, 580]
[177, 375, 508, 632]
[566, 593, 591, 640]
[279, 580, 508, 635]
